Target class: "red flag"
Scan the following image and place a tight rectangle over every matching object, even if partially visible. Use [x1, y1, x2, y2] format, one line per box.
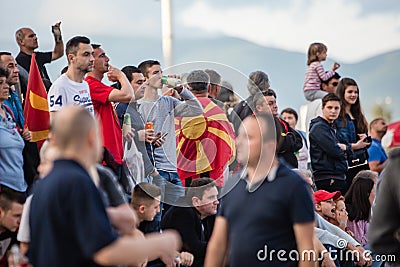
[23, 53, 50, 149]
[175, 98, 236, 186]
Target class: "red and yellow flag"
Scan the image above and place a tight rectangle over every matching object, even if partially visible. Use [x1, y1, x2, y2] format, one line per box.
[23, 53, 50, 149]
[175, 97, 236, 187]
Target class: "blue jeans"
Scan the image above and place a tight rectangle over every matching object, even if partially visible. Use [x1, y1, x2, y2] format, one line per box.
[158, 170, 184, 205]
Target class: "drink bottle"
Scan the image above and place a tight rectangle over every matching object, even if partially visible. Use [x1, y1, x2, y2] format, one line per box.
[123, 113, 131, 136]
[161, 76, 181, 87]
[10, 244, 28, 267]
[145, 122, 153, 130]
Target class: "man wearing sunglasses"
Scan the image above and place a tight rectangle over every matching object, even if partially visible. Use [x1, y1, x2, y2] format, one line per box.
[305, 72, 341, 137]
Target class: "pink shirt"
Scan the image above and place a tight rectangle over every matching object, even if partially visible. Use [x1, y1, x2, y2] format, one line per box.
[347, 219, 369, 246]
[303, 61, 335, 92]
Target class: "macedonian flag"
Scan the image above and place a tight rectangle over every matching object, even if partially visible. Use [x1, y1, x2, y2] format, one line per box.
[175, 97, 236, 187]
[23, 53, 50, 149]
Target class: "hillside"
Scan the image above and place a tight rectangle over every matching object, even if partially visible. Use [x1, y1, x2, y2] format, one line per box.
[1, 35, 398, 121]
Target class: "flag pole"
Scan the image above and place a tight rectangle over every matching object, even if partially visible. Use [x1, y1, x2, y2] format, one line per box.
[161, 0, 173, 67]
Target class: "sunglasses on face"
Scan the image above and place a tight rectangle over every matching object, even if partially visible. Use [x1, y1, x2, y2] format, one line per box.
[331, 82, 338, 87]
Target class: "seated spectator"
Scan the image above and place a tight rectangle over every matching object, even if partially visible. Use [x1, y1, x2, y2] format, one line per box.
[313, 190, 372, 266]
[313, 190, 341, 222]
[345, 170, 377, 246]
[328, 196, 355, 238]
[0, 185, 25, 266]
[294, 169, 338, 266]
[162, 178, 218, 267]
[334, 197, 350, 230]
[130, 182, 162, 233]
[130, 182, 194, 267]
[345, 170, 381, 266]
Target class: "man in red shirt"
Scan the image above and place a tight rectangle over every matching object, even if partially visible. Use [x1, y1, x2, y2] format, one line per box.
[85, 44, 134, 174]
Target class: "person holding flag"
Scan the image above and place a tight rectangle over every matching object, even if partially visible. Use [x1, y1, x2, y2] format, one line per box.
[23, 53, 50, 150]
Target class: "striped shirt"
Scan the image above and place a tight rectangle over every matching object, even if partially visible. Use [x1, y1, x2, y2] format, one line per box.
[303, 61, 335, 92]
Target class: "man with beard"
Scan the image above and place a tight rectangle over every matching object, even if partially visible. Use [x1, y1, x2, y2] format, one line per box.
[85, 44, 134, 174]
[48, 36, 94, 117]
[368, 118, 388, 174]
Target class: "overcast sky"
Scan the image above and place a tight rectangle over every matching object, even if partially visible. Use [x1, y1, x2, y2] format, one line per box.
[1, 0, 399, 63]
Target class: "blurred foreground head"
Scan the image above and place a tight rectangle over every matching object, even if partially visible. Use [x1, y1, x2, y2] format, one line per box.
[50, 105, 102, 167]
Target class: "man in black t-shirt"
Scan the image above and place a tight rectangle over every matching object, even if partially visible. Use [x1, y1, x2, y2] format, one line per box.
[29, 106, 181, 267]
[205, 113, 315, 267]
[15, 22, 64, 92]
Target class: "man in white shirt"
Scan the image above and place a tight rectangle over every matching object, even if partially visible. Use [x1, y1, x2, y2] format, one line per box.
[47, 36, 94, 117]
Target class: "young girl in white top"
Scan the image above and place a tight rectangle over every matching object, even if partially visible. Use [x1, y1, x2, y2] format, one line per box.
[303, 42, 340, 101]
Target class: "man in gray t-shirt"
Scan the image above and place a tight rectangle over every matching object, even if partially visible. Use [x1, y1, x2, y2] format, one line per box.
[137, 60, 203, 213]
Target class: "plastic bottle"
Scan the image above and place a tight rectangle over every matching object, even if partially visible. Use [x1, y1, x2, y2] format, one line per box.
[122, 113, 131, 137]
[10, 244, 28, 267]
[161, 76, 181, 87]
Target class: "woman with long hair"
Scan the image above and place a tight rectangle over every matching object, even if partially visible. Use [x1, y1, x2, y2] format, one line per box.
[345, 170, 377, 246]
[344, 170, 381, 266]
[335, 78, 371, 193]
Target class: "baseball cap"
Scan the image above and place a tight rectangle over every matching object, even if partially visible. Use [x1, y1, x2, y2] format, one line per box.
[313, 190, 341, 204]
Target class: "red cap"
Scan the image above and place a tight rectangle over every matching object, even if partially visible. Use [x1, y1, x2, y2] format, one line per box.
[313, 190, 341, 204]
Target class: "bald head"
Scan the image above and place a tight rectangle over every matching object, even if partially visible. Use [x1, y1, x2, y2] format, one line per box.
[51, 106, 98, 152]
[15, 27, 38, 52]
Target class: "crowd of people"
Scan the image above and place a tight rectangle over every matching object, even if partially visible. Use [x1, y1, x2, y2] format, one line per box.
[0, 23, 399, 267]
